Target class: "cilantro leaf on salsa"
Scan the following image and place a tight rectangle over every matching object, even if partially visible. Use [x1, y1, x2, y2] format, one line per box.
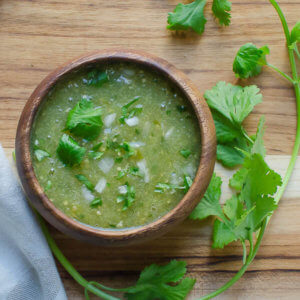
[119, 96, 142, 124]
[167, 0, 207, 35]
[117, 182, 136, 211]
[90, 197, 102, 208]
[66, 98, 103, 140]
[75, 174, 95, 191]
[233, 43, 270, 79]
[180, 149, 191, 158]
[124, 260, 195, 300]
[85, 69, 108, 87]
[212, 0, 232, 26]
[56, 134, 86, 166]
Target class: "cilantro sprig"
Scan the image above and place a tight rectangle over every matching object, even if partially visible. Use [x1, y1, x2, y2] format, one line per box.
[204, 82, 262, 167]
[167, 0, 231, 35]
[117, 182, 136, 211]
[56, 134, 86, 166]
[119, 96, 142, 124]
[65, 98, 103, 140]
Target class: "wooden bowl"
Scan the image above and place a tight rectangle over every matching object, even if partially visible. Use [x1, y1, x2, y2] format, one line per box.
[15, 49, 216, 246]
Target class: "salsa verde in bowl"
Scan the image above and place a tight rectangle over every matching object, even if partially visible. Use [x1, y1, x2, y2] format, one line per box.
[15, 50, 216, 246]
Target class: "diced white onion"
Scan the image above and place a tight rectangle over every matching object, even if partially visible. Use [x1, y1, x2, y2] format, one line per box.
[98, 157, 114, 174]
[125, 116, 139, 127]
[81, 186, 94, 202]
[104, 128, 112, 134]
[104, 113, 116, 127]
[137, 159, 150, 183]
[118, 185, 127, 194]
[95, 177, 107, 194]
[135, 104, 143, 108]
[165, 127, 174, 139]
[184, 163, 196, 177]
[143, 121, 151, 136]
[129, 141, 145, 148]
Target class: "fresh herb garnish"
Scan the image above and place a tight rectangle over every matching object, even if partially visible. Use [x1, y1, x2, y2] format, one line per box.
[180, 149, 191, 158]
[85, 69, 108, 87]
[45, 180, 52, 191]
[56, 134, 86, 166]
[90, 197, 102, 208]
[117, 182, 135, 211]
[119, 96, 142, 124]
[122, 260, 195, 300]
[119, 142, 135, 158]
[88, 151, 104, 160]
[116, 170, 126, 179]
[115, 157, 123, 163]
[233, 43, 270, 79]
[92, 142, 103, 151]
[65, 98, 103, 140]
[34, 149, 50, 161]
[204, 81, 262, 167]
[155, 175, 192, 194]
[167, 0, 207, 35]
[212, 0, 232, 26]
[75, 174, 95, 191]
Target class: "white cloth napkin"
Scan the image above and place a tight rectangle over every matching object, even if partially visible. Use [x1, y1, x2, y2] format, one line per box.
[0, 146, 67, 300]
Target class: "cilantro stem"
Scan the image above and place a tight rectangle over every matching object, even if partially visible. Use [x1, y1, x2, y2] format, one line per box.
[294, 45, 300, 60]
[199, 1, 300, 298]
[36, 214, 120, 300]
[240, 128, 254, 145]
[241, 241, 247, 264]
[266, 63, 295, 84]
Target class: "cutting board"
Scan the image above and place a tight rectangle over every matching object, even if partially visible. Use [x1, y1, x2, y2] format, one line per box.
[1, 0, 300, 299]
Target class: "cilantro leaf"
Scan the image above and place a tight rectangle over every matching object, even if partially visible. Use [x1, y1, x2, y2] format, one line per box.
[229, 167, 248, 191]
[167, 0, 207, 35]
[233, 43, 270, 79]
[66, 98, 103, 140]
[117, 182, 136, 211]
[34, 149, 50, 161]
[90, 197, 102, 208]
[180, 149, 191, 158]
[124, 260, 195, 300]
[56, 134, 86, 166]
[119, 96, 142, 124]
[212, 219, 237, 248]
[75, 174, 94, 191]
[183, 175, 193, 193]
[205, 82, 262, 125]
[212, 0, 231, 26]
[86, 69, 108, 87]
[119, 142, 136, 158]
[291, 21, 300, 45]
[251, 116, 266, 157]
[189, 173, 224, 220]
[88, 151, 104, 160]
[155, 183, 183, 193]
[204, 82, 262, 167]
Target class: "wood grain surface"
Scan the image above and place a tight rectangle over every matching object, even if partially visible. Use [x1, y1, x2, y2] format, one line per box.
[0, 0, 300, 299]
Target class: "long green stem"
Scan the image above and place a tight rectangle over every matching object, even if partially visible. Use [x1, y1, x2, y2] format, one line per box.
[37, 214, 120, 300]
[198, 1, 300, 299]
[267, 63, 295, 84]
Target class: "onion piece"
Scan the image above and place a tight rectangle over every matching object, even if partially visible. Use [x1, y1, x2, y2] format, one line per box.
[98, 157, 114, 174]
[95, 177, 107, 194]
[81, 186, 94, 202]
[165, 127, 174, 139]
[129, 141, 145, 148]
[137, 159, 150, 183]
[104, 113, 116, 127]
[125, 116, 139, 127]
[118, 185, 127, 194]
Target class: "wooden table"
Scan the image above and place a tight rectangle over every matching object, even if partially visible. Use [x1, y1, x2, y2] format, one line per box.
[1, 0, 300, 299]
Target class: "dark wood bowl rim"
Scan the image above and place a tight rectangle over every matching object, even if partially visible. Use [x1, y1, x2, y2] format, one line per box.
[16, 49, 216, 244]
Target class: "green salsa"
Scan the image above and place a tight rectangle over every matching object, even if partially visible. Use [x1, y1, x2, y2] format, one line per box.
[31, 62, 201, 229]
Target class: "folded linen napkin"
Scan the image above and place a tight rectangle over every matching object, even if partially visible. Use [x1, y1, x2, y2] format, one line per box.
[0, 146, 67, 300]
